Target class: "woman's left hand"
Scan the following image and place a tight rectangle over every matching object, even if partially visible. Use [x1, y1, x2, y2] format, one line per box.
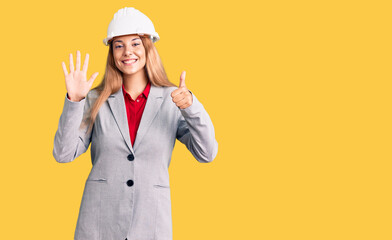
[171, 71, 193, 109]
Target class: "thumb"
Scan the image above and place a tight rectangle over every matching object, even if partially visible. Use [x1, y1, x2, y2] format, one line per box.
[88, 72, 99, 85]
[179, 71, 186, 88]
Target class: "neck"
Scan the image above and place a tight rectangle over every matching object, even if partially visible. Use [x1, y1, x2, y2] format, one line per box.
[122, 68, 149, 95]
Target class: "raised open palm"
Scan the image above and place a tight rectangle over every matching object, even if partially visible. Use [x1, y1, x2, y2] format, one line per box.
[62, 50, 99, 102]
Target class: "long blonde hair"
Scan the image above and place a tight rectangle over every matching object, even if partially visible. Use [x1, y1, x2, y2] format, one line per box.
[83, 35, 176, 134]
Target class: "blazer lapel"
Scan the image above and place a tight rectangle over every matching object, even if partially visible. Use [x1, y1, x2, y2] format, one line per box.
[107, 84, 164, 155]
[133, 85, 163, 151]
[107, 87, 134, 155]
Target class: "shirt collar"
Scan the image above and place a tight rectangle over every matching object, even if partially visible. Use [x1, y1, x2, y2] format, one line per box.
[122, 81, 151, 99]
[142, 81, 151, 98]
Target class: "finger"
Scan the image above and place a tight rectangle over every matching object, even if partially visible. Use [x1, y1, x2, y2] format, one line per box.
[171, 88, 182, 98]
[172, 93, 185, 104]
[171, 87, 188, 98]
[62, 61, 68, 77]
[171, 90, 185, 102]
[178, 102, 191, 109]
[178, 98, 191, 109]
[179, 71, 186, 88]
[69, 53, 74, 72]
[82, 53, 89, 73]
[76, 50, 81, 71]
[175, 96, 188, 107]
[174, 90, 190, 102]
[88, 72, 99, 85]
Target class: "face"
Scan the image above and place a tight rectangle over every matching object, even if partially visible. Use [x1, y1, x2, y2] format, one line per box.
[111, 34, 146, 76]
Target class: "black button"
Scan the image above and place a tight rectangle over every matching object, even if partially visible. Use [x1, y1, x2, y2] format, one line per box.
[126, 180, 134, 187]
[127, 154, 134, 161]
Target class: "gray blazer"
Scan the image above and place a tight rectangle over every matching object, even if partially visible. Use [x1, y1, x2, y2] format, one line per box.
[52, 84, 218, 240]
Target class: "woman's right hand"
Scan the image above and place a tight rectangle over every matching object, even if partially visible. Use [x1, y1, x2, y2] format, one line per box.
[62, 50, 99, 102]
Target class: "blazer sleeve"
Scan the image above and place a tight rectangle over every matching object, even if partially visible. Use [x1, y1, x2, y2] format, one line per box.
[52, 91, 94, 163]
[176, 92, 218, 163]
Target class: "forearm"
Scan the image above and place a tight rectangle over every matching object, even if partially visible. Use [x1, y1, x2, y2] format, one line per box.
[53, 93, 89, 163]
[177, 93, 218, 162]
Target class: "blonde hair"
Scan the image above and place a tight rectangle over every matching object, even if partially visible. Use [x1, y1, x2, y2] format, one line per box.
[83, 35, 176, 134]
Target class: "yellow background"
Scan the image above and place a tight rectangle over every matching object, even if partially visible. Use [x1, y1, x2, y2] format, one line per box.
[0, 0, 391, 239]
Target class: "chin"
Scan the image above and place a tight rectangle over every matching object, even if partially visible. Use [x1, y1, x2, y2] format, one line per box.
[122, 68, 142, 75]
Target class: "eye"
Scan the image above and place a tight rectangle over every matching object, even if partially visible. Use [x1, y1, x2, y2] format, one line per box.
[133, 43, 140, 47]
[115, 45, 123, 49]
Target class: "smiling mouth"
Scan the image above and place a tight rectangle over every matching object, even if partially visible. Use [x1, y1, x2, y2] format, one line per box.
[122, 59, 138, 65]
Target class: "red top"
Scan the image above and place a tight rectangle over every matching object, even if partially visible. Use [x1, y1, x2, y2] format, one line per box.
[66, 81, 151, 147]
[122, 81, 151, 146]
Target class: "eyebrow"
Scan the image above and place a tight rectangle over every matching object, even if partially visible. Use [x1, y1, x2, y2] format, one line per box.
[113, 38, 141, 43]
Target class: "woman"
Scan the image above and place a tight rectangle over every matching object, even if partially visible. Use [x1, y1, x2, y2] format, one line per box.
[53, 7, 218, 240]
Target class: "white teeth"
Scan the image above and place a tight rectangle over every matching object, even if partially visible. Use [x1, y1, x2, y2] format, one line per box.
[123, 59, 137, 64]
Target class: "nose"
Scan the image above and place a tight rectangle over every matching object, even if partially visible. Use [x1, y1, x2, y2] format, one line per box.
[124, 45, 134, 56]
[124, 49, 132, 56]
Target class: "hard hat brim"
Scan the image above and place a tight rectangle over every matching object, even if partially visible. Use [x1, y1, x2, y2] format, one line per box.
[103, 33, 159, 46]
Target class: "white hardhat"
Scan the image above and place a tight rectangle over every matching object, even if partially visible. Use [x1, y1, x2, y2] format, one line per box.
[103, 7, 160, 46]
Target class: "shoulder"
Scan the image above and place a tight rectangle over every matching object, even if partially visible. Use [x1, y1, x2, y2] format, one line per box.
[150, 85, 178, 99]
[88, 88, 99, 98]
[152, 85, 181, 114]
[85, 88, 100, 105]
[163, 86, 178, 98]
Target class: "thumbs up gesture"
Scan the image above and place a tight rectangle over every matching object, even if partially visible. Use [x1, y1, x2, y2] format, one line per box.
[171, 71, 193, 109]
